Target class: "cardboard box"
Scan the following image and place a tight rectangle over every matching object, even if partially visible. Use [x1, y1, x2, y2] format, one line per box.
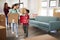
[8, 13, 19, 23]
[0, 14, 5, 26]
[0, 14, 5, 21]
[0, 26, 6, 40]
[53, 8, 60, 17]
[0, 15, 6, 40]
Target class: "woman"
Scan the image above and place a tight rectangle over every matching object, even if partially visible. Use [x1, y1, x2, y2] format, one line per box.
[9, 4, 19, 37]
[3, 2, 11, 29]
[3, 2, 10, 17]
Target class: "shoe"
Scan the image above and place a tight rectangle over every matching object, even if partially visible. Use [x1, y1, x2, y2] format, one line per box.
[16, 35, 18, 38]
[24, 33, 27, 38]
[12, 32, 14, 34]
[50, 30, 57, 33]
[24, 33, 28, 38]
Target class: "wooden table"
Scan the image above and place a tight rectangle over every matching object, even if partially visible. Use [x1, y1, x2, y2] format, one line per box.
[0, 26, 6, 40]
[25, 34, 57, 40]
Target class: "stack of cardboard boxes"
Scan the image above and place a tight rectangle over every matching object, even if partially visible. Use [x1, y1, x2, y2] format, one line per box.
[0, 26, 6, 40]
[0, 14, 5, 26]
[0, 14, 6, 40]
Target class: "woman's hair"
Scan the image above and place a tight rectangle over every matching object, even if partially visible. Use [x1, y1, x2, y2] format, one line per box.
[4, 2, 8, 9]
[12, 4, 19, 9]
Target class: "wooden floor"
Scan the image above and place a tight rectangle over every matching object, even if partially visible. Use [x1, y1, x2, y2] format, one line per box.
[6, 25, 60, 40]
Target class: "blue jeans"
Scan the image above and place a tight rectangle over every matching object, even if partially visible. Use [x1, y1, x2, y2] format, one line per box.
[6, 16, 8, 29]
[11, 23, 18, 36]
[23, 24, 28, 37]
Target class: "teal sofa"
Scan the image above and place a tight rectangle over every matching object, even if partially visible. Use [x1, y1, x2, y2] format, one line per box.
[29, 16, 60, 32]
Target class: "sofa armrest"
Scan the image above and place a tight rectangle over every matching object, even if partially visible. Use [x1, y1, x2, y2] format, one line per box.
[49, 21, 60, 24]
[29, 20, 37, 23]
[30, 18, 35, 20]
[49, 21, 60, 30]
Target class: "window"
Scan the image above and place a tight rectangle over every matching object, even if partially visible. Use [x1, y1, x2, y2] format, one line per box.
[39, 0, 57, 16]
[58, 0, 60, 7]
[41, 1, 47, 8]
[20, 0, 24, 8]
[20, 3, 24, 8]
[49, 0, 57, 7]
[40, 8, 48, 16]
[0, 0, 5, 13]
[40, 0, 48, 16]
[41, 0, 48, 8]
[48, 8, 53, 16]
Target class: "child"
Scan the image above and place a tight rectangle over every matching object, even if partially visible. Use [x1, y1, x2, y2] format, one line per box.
[9, 4, 19, 37]
[20, 8, 29, 38]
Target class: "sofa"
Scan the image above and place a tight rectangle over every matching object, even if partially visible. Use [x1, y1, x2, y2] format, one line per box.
[29, 16, 60, 33]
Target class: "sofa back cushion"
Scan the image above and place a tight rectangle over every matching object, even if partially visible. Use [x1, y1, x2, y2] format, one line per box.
[35, 16, 58, 23]
[57, 18, 60, 21]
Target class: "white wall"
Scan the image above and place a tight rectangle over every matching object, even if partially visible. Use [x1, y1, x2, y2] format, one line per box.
[6, 0, 19, 7]
[28, 0, 39, 18]
[0, 0, 19, 14]
[0, 0, 29, 14]
[0, 0, 5, 14]
[28, 0, 39, 14]
[20, 0, 29, 8]
[6, 0, 29, 8]
[0, 0, 39, 15]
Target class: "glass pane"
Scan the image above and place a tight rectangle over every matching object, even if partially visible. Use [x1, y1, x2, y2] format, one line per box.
[59, 0, 60, 7]
[40, 8, 48, 16]
[50, 0, 56, 1]
[20, 4, 24, 8]
[42, 0, 47, 2]
[49, 0, 57, 7]
[6, 0, 19, 7]
[41, 2, 47, 7]
[48, 8, 53, 16]
[0, 0, 5, 13]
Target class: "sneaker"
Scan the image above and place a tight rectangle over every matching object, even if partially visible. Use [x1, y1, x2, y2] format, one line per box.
[24, 33, 28, 38]
[50, 30, 57, 33]
[16, 35, 18, 38]
[24, 33, 27, 38]
[12, 32, 14, 34]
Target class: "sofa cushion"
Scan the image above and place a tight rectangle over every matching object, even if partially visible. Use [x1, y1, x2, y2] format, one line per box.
[29, 20, 50, 28]
[37, 21, 50, 28]
[35, 16, 58, 23]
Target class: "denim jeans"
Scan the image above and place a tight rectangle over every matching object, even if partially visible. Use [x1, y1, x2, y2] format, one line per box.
[23, 24, 28, 37]
[11, 23, 18, 36]
[6, 16, 8, 29]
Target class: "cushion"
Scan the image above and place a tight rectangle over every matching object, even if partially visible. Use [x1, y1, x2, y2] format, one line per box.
[35, 16, 57, 23]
